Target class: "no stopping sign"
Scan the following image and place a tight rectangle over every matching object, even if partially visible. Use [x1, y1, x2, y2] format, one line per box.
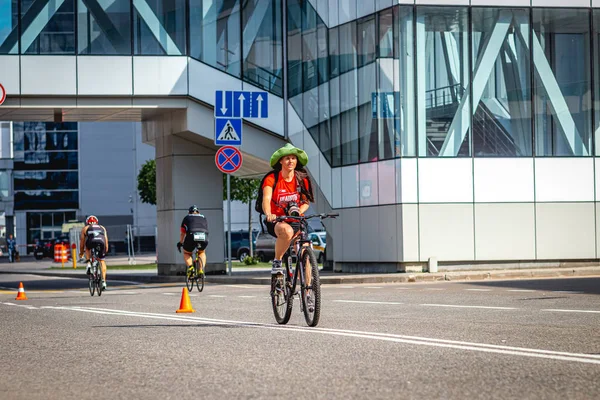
[0, 84, 6, 106]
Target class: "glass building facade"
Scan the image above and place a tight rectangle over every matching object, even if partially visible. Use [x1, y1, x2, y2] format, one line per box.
[0, 0, 598, 178]
[12, 122, 79, 245]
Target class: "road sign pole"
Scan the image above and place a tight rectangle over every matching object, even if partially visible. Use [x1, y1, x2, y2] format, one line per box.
[227, 173, 232, 276]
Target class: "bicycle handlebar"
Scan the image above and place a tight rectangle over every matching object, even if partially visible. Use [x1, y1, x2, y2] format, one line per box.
[273, 213, 339, 223]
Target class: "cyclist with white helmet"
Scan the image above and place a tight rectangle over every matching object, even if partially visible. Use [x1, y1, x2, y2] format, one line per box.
[79, 215, 109, 290]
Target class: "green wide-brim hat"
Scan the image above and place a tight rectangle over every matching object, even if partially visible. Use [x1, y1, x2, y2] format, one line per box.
[270, 143, 308, 168]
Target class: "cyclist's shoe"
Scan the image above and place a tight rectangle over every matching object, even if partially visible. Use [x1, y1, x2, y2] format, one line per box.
[271, 260, 284, 275]
[85, 265, 91, 276]
[306, 294, 315, 313]
[101, 281, 107, 290]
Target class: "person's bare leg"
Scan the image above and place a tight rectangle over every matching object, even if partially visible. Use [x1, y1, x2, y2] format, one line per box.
[198, 250, 206, 273]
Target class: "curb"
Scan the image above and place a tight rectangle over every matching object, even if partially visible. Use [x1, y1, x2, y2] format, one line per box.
[1, 267, 600, 285]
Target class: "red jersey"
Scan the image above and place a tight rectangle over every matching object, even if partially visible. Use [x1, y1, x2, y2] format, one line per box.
[262, 172, 310, 217]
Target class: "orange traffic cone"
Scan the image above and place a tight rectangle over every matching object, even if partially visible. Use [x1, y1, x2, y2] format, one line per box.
[15, 282, 28, 300]
[176, 288, 195, 313]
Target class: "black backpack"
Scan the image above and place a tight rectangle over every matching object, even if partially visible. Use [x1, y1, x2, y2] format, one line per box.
[255, 170, 313, 232]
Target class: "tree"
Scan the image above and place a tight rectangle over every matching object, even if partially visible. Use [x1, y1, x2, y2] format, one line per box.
[137, 159, 156, 205]
[223, 174, 261, 257]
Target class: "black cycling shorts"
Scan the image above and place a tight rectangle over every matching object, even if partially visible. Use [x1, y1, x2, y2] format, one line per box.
[86, 240, 106, 261]
[265, 220, 301, 238]
[183, 232, 209, 253]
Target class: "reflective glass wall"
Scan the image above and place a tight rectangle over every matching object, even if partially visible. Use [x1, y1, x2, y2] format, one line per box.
[290, 3, 600, 166]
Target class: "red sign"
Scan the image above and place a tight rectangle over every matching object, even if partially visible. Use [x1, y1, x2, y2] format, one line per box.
[215, 146, 242, 174]
[0, 84, 5, 106]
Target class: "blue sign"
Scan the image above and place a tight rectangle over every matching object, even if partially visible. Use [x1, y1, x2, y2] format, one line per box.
[215, 118, 242, 146]
[372, 92, 398, 119]
[215, 90, 268, 119]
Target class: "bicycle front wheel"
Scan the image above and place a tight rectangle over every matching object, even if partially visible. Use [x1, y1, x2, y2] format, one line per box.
[196, 258, 204, 293]
[271, 257, 293, 324]
[301, 248, 321, 327]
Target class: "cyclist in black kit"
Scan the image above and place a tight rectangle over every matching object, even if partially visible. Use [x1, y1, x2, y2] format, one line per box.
[177, 206, 209, 275]
[79, 215, 109, 290]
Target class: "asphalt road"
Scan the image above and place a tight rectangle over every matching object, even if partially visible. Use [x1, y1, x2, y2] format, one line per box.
[1, 274, 599, 400]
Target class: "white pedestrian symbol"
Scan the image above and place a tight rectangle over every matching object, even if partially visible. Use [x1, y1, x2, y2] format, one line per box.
[217, 120, 240, 142]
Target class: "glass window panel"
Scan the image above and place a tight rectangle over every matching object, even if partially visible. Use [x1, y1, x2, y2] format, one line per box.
[339, 22, 356, 75]
[0, 171, 9, 197]
[42, 213, 52, 226]
[595, 10, 600, 155]
[15, 191, 79, 211]
[358, 61, 378, 163]
[0, 0, 19, 54]
[378, 59, 396, 161]
[533, 8, 592, 157]
[379, 7, 393, 59]
[378, 159, 395, 205]
[396, 5, 416, 157]
[357, 15, 376, 68]
[338, 0, 356, 26]
[302, 0, 318, 93]
[77, 0, 131, 54]
[329, 26, 340, 78]
[190, 0, 240, 76]
[133, 0, 186, 55]
[28, 212, 41, 228]
[14, 152, 78, 171]
[317, 18, 328, 85]
[417, 7, 470, 157]
[331, 114, 342, 167]
[242, 0, 283, 96]
[359, 162, 378, 206]
[357, 1, 374, 20]
[287, 0, 303, 97]
[53, 212, 65, 227]
[21, 0, 76, 54]
[14, 171, 79, 190]
[471, 8, 532, 157]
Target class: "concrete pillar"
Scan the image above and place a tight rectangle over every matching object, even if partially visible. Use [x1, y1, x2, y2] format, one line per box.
[147, 112, 225, 276]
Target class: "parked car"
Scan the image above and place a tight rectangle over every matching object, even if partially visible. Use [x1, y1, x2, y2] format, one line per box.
[224, 230, 258, 262]
[255, 227, 326, 264]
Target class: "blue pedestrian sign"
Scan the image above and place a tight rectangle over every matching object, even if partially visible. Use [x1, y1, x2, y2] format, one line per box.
[215, 90, 268, 119]
[215, 118, 242, 146]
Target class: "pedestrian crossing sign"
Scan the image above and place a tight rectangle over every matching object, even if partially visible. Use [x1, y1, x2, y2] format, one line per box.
[215, 118, 242, 146]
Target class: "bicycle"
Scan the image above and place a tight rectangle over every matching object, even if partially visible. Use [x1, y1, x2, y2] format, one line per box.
[185, 242, 205, 293]
[88, 247, 103, 297]
[270, 213, 338, 327]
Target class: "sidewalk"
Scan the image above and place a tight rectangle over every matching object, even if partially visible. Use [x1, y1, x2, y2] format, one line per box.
[1, 260, 599, 285]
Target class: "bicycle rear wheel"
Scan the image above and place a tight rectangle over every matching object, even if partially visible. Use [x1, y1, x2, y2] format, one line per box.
[301, 248, 321, 327]
[88, 276, 95, 296]
[196, 258, 204, 293]
[185, 263, 194, 292]
[271, 257, 293, 324]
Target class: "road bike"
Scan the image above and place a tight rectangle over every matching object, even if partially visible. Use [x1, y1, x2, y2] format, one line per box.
[88, 247, 103, 297]
[270, 213, 338, 327]
[186, 241, 205, 293]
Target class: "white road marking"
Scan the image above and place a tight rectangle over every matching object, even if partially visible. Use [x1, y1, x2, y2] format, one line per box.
[238, 296, 256, 298]
[339, 286, 355, 289]
[334, 300, 403, 305]
[421, 304, 516, 310]
[3, 302, 16, 306]
[465, 289, 492, 292]
[508, 289, 535, 292]
[396, 287, 412, 290]
[544, 309, 600, 314]
[365, 287, 383, 289]
[552, 291, 582, 294]
[424, 288, 445, 291]
[162, 293, 177, 296]
[224, 285, 255, 289]
[2, 302, 37, 309]
[209, 295, 226, 298]
[45, 306, 600, 365]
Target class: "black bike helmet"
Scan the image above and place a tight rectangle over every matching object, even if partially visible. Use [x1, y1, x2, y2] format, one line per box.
[188, 205, 199, 214]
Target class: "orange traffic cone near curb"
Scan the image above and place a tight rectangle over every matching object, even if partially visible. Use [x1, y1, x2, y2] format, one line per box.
[15, 282, 28, 300]
[176, 288, 195, 313]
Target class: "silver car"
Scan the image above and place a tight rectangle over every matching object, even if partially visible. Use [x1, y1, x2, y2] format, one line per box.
[255, 229, 326, 264]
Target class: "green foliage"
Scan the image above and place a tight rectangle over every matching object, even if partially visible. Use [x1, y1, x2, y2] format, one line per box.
[137, 159, 156, 205]
[243, 256, 260, 265]
[223, 175, 261, 204]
